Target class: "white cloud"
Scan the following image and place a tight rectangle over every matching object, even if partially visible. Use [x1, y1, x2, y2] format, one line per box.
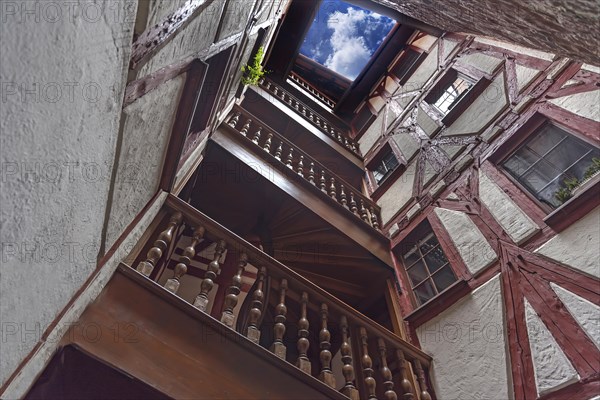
[324, 8, 372, 80]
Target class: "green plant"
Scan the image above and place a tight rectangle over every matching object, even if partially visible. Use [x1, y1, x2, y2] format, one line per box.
[241, 46, 268, 86]
[553, 159, 600, 205]
[583, 157, 600, 180]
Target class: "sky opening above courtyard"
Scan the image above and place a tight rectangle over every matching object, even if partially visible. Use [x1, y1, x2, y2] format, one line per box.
[299, 0, 396, 80]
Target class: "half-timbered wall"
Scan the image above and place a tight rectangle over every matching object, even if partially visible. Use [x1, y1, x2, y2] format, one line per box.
[357, 32, 600, 399]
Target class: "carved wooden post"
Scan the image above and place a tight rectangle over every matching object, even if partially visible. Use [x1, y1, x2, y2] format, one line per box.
[370, 207, 380, 230]
[164, 226, 205, 293]
[270, 279, 288, 359]
[228, 111, 240, 128]
[395, 349, 415, 399]
[286, 147, 294, 169]
[378, 338, 398, 400]
[329, 178, 337, 200]
[319, 170, 327, 193]
[252, 127, 262, 144]
[220, 252, 248, 328]
[247, 267, 266, 344]
[193, 240, 226, 312]
[340, 185, 348, 209]
[340, 316, 359, 400]
[136, 212, 182, 277]
[413, 360, 432, 400]
[349, 192, 358, 216]
[359, 327, 377, 399]
[308, 162, 315, 185]
[359, 200, 369, 223]
[274, 141, 283, 161]
[297, 155, 304, 177]
[318, 303, 336, 388]
[240, 118, 252, 137]
[296, 292, 311, 374]
[263, 132, 273, 152]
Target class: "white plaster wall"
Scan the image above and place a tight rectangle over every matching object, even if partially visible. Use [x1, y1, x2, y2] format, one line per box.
[434, 208, 498, 275]
[0, 1, 135, 387]
[359, 112, 385, 155]
[416, 275, 513, 400]
[535, 206, 600, 278]
[549, 90, 600, 122]
[458, 53, 504, 75]
[524, 299, 579, 396]
[551, 283, 600, 349]
[104, 75, 185, 249]
[401, 44, 439, 92]
[377, 161, 416, 225]
[515, 64, 541, 92]
[475, 37, 555, 61]
[479, 170, 540, 244]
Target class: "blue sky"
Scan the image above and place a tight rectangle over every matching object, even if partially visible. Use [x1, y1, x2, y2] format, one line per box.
[299, 0, 396, 80]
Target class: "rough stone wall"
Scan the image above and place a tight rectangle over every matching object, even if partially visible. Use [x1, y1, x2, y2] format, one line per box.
[374, 0, 600, 65]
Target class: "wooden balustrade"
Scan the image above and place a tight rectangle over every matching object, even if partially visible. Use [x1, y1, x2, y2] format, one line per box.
[259, 78, 361, 157]
[130, 195, 433, 400]
[225, 106, 382, 232]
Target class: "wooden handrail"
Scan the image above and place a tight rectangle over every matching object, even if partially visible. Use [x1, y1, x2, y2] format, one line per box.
[259, 78, 362, 158]
[225, 105, 382, 231]
[132, 195, 434, 399]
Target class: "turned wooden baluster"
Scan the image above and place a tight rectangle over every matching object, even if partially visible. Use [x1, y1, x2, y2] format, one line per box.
[359, 200, 370, 223]
[246, 267, 266, 344]
[359, 327, 377, 399]
[164, 226, 205, 293]
[318, 303, 336, 388]
[340, 316, 359, 400]
[240, 118, 252, 137]
[319, 170, 327, 193]
[296, 292, 311, 374]
[274, 141, 283, 161]
[270, 279, 288, 359]
[378, 338, 397, 400]
[285, 147, 294, 169]
[340, 185, 348, 209]
[308, 162, 316, 185]
[297, 155, 304, 177]
[370, 207, 380, 230]
[349, 192, 359, 216]
[220, 252, 248, 328]
[136, 212, 182, 277]
[252, 127, 262, 144]
[228, 112, 240, 128]
[395, 349, 415, 399]
[193, 239, 226, 311]
[413, 360, 432, 400]
[263, 132, 273, 152]
[329, 178, 337, 200]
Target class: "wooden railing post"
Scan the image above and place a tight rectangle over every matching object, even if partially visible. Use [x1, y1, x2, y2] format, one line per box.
[164, 225, 205, 293]
[220, 252, 248, 328]
[359, 327, 377, 399]
[340, 316, 359, 400]
[136, 212, 182, 277]
[296, 292, 311, 374]
[246, 266, 266, 344]
[318, 303, 336, 388]
[378, 338, 398, 400]
[193, 239, 226, 312]
[270, 278, 288, 359]
[395, 349, 415, 400]
[413, 359, 432, 400]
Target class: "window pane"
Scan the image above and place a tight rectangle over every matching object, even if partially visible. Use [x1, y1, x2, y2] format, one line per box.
[407, 260, 428, 287]
[566, 151, 600, 180]
[414, 280, 436, 305]
[424, 246, 448, 273]
[432, 265, 457, 293]
[433, 76, 472, 115]
[504, 147, 541, 178]
[526, 124, 565, 156]
[419, 235, 438, 255]
[520, 158, 561, 193]
[403, 246, 420, 267]
[544, 136, 590, 172]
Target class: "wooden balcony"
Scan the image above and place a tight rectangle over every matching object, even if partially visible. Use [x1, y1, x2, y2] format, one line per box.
[224, 105, 381, 232]
[258, 78, 362, 159]
[118, 195, 434, 399]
